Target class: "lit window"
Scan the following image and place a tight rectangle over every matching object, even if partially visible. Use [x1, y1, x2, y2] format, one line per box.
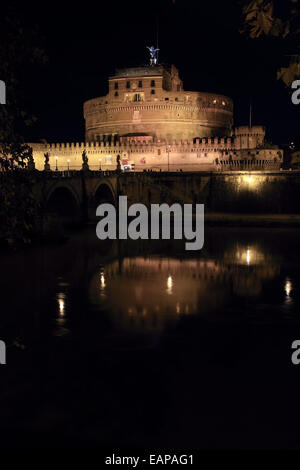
[213, 99, 217, 104]
[126, 93, 145, 102]
[222, 100, 226, 106]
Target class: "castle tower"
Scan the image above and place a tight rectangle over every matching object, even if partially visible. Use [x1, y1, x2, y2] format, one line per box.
[83, 64, 233, 142]
[234, 126, 266, 149]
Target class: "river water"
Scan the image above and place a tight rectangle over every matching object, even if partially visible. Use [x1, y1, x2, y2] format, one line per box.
[1, 227, 300, 449]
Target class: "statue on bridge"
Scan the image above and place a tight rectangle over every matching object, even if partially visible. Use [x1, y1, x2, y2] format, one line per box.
[82, 149, 89, 171]
[27, 146, 35, 170]
[116, 154, 121, 174]
[44, 152, 50, 171]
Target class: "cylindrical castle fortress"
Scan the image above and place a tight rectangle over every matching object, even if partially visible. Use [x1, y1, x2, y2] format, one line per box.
[84, 64, 233, 142]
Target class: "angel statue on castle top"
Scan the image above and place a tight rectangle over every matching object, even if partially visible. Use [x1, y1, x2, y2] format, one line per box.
[147, 46, 159, 65]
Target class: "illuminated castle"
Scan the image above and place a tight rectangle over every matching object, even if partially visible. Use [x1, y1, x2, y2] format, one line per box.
[84, 64, 233, 142]
[30, 61, 283, 171]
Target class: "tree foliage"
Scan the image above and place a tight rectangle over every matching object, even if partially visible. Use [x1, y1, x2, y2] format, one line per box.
[240, 0, 300, 85]
[0, 11, 46, 245]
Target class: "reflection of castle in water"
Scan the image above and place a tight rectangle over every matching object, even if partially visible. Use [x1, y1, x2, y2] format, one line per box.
[89, 246, 279, 332]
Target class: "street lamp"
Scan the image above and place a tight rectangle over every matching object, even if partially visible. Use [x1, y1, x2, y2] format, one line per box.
[166, 145, 171, 172]
[55, 156, 58, 171]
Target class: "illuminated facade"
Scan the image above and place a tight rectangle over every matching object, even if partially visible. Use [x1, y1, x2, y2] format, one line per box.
[29, 64, 283, 171]
[30, 124, 283, 172]
[84, 65, 233, 142]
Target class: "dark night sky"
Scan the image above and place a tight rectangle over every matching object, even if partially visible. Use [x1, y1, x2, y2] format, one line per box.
[5, 0, 300, 145]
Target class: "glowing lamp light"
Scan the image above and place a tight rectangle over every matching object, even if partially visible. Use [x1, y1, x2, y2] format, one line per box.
[240, 174, 261, 190]
[244, 176, 254, 184]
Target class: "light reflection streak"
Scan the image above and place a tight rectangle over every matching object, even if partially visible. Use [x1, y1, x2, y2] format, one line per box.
[285, 279, 292, 297]
[100, 270, 106, 298]
[89, 254, 279, 332]
[167, 275, 173, 295]
[55, 292, 69, 335]
[57, 293, 65, 317]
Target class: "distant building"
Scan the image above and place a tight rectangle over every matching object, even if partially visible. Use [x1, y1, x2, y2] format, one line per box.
[30, 64, 283, 171]
[84, 64, 233, 142]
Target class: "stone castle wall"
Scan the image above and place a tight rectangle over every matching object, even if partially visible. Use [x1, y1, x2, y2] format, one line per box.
[84, 92, 234, 142]
[30, 133, 283, 172]
[83, 65, 233, 141]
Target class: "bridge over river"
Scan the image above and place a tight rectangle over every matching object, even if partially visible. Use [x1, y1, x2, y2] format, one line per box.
[30, 169, 300, 224]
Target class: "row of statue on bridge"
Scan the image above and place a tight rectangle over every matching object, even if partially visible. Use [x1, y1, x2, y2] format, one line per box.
[42, 150, 122, 172]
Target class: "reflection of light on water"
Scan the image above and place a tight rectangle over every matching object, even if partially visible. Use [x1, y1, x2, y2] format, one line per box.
[234, 246, 265, 266]
[100, 271, 106, 298]
[57, 293, 65, 317]
[167, 275, 173, 295]
[100, 274, 106, 288]
[89, 254, 279, 332]
[55, 292, 70, 336]
[240, 174, 261, 190]
[284, 278, 293, 307]
[285, 279, 292, 297]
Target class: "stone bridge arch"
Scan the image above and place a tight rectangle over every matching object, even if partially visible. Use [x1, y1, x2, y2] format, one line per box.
[90, 179, 117, 206]
[44, 181, 82, 225]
